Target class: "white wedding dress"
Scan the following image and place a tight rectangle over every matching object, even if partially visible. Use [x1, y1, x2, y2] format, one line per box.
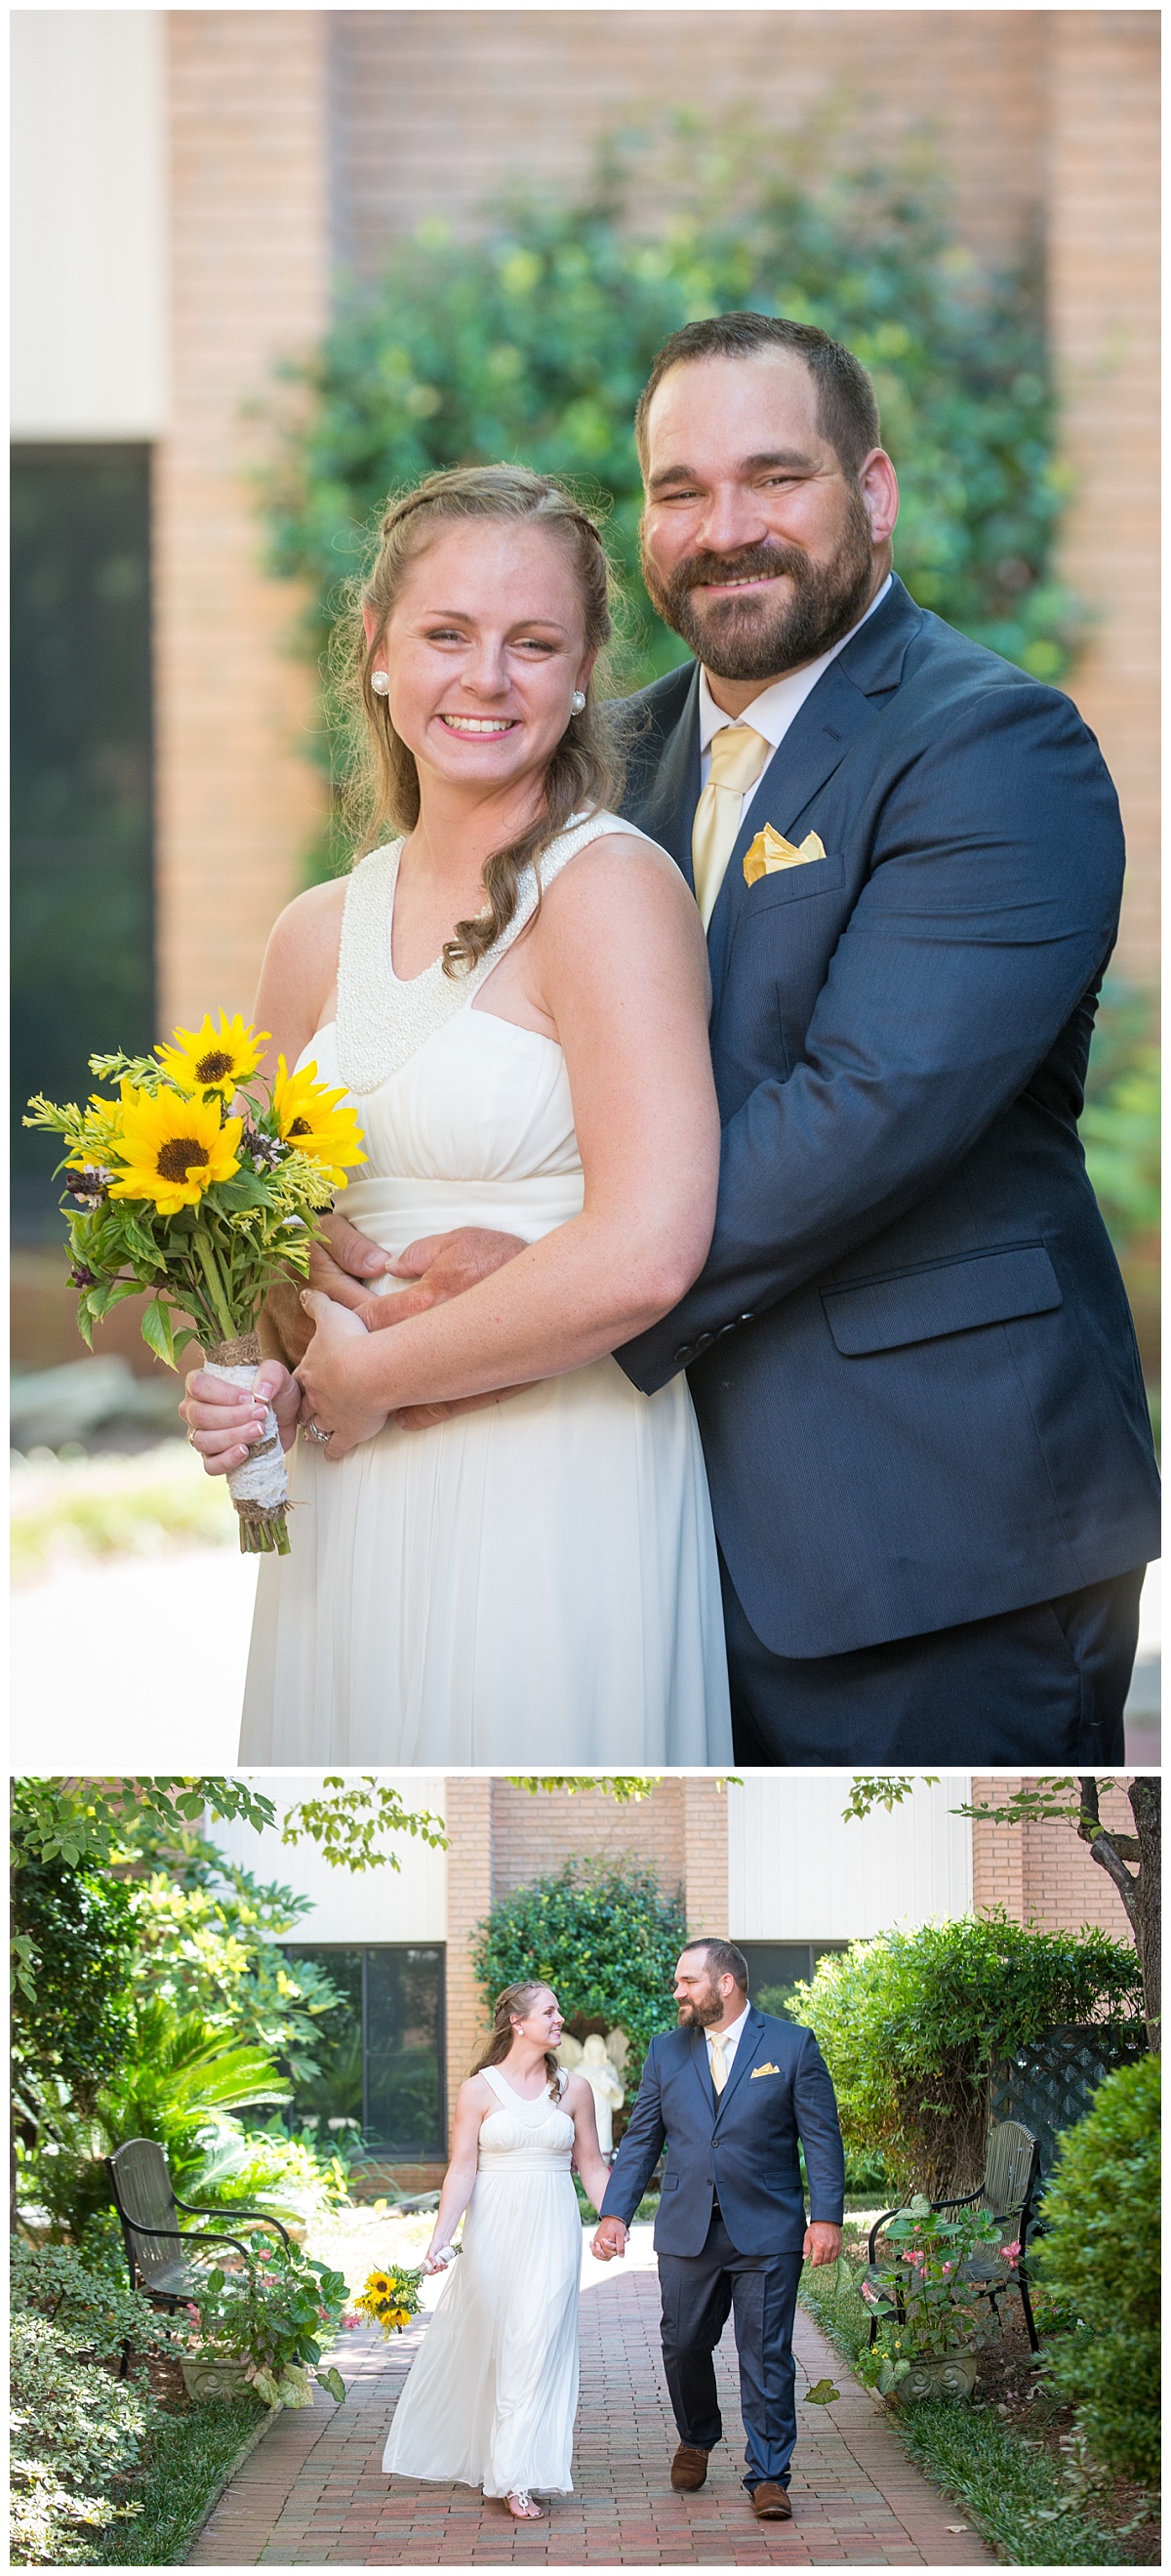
[383, 2067, 582, 2498]
[239, 811, 731, 1762]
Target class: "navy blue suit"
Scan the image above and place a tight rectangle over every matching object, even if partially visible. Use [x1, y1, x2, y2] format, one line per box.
[617, 579, 1159, 1757]
[600, 2010, 844, 2488]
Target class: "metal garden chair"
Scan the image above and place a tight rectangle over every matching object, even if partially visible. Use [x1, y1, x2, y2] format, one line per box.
[105, 2137, 293, 2364]
[864, 2117, 1043, 2352]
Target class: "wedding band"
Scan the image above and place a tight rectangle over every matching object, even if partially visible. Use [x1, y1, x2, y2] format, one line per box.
[304, 1420, 333, 1445]
[186, 1425, 197, 1448]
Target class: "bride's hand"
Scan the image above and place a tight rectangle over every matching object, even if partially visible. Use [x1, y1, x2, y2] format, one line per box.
[423, 2242, 455, 2273]
[181, 1362, 301, 1471]
[294, 1289, 387, 1459]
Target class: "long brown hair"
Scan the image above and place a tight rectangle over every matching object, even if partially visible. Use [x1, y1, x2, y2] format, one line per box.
[469, 1981, 561, 2100]
[337, 464, 626, 974]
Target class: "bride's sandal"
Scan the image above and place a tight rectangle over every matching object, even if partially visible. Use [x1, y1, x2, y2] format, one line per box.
[506, 2490, 544, 2520]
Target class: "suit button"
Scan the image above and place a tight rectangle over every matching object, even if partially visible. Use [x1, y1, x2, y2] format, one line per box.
[739, 1312, 754, 1325]
[674, 1343, 695, 1365]
[694, 1331, 714, 1354]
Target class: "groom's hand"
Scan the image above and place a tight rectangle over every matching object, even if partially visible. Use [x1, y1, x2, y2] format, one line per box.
[802, 2223, 843, 2268]
[367, 1229, 531, 1429]
[590, 2218, 628, 2263]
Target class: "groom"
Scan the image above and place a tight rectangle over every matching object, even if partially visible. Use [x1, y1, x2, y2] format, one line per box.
[590, 1938, 845, 2519]
[297, 309, 1160, 1759]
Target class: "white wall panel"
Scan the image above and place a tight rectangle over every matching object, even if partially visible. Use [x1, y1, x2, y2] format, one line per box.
[729, 1776, 972, 1941]
[12, 12, 168, 434]
[210, 1775, 447, 1944]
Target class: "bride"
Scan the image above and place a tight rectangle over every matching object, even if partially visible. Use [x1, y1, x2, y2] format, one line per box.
[182, 463, 731, 1761]
[383, 1981, 619, 2519]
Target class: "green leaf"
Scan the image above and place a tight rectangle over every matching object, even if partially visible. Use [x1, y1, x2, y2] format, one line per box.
[316, 2364, 346, 2405]
[805, 2378, 841, 2405]
[141, 1295, 178, 1369]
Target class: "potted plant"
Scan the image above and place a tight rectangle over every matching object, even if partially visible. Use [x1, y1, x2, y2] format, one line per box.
[181, 2233, 349, 2408]
[856, 2194, 1015, 2401]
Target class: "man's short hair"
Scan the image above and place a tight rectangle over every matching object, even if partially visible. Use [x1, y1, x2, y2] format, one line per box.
[634, 311, 881, 481]
[683, 1936, 749, 1992]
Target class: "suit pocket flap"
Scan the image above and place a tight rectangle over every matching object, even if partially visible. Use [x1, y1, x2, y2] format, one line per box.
[821, 1243, 1062, 1357]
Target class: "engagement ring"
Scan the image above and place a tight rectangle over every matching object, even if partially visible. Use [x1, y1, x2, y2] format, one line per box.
[304, 1419, 334, 1445]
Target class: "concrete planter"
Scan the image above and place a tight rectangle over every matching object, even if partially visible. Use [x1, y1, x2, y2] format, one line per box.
[891, 2353, 980, 2404]
[181, 2354, 254, 2402]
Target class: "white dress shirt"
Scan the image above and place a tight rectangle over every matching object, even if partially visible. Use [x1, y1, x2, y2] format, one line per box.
[706, 1997, 752, 2087]
[697, 573, 893, 820]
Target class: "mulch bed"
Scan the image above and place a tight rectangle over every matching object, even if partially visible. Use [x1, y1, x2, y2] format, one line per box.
[973, 2308, 1159, 2562]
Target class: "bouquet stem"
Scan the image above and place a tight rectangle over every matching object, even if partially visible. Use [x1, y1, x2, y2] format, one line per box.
[203, 1331, 291, 1556]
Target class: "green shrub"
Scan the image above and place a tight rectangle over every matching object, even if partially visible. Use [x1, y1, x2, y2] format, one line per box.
[1082, 978, 1160, 1355]
[262, 119, 1080, 877]
[792, 1914, 1142, 2197]
[1034, 2055, 1160, 2484]
[471, 1860, 686, 2074]
[9, 2244, 182, 2566]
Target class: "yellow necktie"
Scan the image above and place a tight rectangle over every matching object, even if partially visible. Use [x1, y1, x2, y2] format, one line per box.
[691, 723, 771, 929]
[708, 2034, 728, 2096]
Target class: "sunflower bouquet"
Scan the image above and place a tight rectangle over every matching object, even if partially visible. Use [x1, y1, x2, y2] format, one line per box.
[24, 1010, 366, 1554]
[353, 2264, 426, 2337]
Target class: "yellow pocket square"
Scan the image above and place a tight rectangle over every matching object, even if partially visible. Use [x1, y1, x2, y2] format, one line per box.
[744, 826, 826, 884]
[750, 2063, 781, 2078]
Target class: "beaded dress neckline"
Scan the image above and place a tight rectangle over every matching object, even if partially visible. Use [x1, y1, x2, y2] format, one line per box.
[335, 810, 640, 1093]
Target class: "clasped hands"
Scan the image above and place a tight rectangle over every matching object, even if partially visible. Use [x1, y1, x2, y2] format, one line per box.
[180, 1214, 527, 1467]
[589, 2219, 839, 2264]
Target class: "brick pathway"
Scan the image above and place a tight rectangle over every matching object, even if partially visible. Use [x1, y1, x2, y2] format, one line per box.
[188, 2235, 992, 2567]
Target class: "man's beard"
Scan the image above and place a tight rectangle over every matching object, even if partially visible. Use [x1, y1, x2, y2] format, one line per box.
[640, 486, 875, 682]
[677, 1985, 725, 2030]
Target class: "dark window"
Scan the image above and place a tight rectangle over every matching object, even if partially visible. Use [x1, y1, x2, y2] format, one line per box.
[742, 1942, 850, 2015]
[283, 1943, 445, 2156]
[12, 444, 154, 1240]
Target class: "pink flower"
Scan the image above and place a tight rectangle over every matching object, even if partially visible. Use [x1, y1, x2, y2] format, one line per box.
[1000, 2241, 1022, 2265]
[941, 2262, 952, 2274]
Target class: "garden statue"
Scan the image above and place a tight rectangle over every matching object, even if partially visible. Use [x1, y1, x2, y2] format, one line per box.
[579, 2033, 626, 2155]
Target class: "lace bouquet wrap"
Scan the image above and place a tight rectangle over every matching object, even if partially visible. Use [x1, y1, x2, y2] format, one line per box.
[25, 1012, 366, 1555]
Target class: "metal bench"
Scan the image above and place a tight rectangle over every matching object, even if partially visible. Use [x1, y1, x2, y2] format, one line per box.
[105, 2137, 293, 2313]
[864, 2117, 1043, 2352]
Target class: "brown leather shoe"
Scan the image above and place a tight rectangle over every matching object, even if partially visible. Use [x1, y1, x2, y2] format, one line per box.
[749, 2482, 792, 2520]
[670, 2444, 710, 2491]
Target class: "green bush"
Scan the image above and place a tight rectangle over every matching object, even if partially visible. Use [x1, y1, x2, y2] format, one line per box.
[262, 119, 1080, 876]
[471, 1860, 687, 2074]
[9, 2243, 182, 2566]
[792, 1914, 1142, 2197]
[1082, 978, 1160, 1361]
[1034, 2055, 1160, 2484]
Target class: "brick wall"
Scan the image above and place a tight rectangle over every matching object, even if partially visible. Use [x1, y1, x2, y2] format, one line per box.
[331, 11, 1048, 274]
[155, 12, 329, 1036]
[971, 1775, 1139, 1943]
[441, 1775, 494, 2130]
[1046, 12, 1159, 976]
[488, 1779, 685, 1901]
[441, 1777, 730, 2128]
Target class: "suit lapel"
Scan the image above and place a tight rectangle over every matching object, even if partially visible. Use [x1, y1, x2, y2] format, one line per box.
[712, 2007, 766, 2128]
[689, 2024, 717, 2115]
[637, 665, 702, 888]
[707, 583, 922, 988]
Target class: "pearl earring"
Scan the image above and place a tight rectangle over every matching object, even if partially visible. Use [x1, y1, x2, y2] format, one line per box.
[571, 689, 586, 714]
[371, 670, 390, 697]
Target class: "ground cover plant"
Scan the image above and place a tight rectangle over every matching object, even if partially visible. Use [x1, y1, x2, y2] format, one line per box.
[800, 2237, 1155, 2564]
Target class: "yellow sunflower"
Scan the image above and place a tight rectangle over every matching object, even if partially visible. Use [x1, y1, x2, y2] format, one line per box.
[364, 2271, 392, 2301]
[108, 1081, 242, 1214]
[272, 1056, 367, 1189]
[157, 1011, 267, 1098]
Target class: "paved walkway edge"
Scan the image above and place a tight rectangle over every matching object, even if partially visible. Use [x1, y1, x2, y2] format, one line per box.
[182, 2401, 283, 2561]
